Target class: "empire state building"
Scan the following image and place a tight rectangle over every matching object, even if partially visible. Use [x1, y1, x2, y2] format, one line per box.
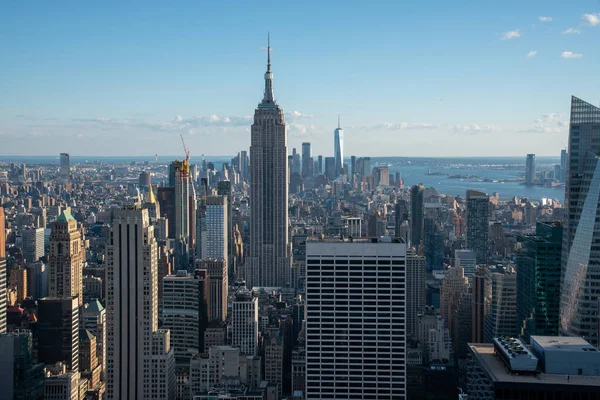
[245, 38, 291, 288]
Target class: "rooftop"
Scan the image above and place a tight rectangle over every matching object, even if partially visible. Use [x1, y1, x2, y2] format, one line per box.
[468, 344, 600, 387]
[530, 336, 599, 353]
[56, 209, 76, 223]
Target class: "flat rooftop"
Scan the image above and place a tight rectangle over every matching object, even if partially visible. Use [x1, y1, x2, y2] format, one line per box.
[531, 336, 599, 353]
[468, 344, 600, 387]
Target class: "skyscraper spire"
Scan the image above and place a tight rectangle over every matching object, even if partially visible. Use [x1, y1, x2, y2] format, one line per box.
[262, 33, 275, 105]
[267, 32, 271, 72]
[338, 114, 341, 129]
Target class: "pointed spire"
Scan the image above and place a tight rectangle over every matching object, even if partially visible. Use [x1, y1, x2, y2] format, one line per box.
[338, 114, 341, 129]
[262, 33, 275, 105]
[267, 32, 271, 72]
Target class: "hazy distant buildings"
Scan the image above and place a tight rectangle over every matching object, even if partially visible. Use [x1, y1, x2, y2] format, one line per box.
[60, 153, 70, 179]
[245, 40, 290, 288]
[305, 239, 407, 399]
[301, 142, 312, 178]
[324, 157, 336, 180]
[0, 207, 5, 333]
[525, 153, 536, 186]
[560, 96, 600, 345]
[334, 117, 344, 176]
[466, 190, 490, 264]
[560, 149, 568, 182]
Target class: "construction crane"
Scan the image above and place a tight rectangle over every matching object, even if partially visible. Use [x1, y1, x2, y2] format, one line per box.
[178, 134, 190, 178]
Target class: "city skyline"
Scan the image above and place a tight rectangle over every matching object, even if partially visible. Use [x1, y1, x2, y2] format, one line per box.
[2, 1, 599, 157]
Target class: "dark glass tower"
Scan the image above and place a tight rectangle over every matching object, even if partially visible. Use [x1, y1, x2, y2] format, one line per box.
[410, 184, 424, 249]
[517, 221, 562, 342]
[560, 96, 600, 345]
[466, 190, 490, 264]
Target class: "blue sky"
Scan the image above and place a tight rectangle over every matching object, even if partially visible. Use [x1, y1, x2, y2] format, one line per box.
[1, 0, 599, 157]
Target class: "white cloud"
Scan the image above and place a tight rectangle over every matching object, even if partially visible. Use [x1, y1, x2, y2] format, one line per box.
[527, 50, 537, 58]
[538, 16, 552, 22]
[287, 110, 314, 118]
[501, 29, 521, 40]
[349, 122, 440, 131]
[436, 97, 445, 102]
[561, 51, 583, 59]
[562, 28, 581, 34]
[582, 13, 600, 26]
[288, 123, 317, 137]
[520, 113, 568, 133]
[453, 124, 499, 134]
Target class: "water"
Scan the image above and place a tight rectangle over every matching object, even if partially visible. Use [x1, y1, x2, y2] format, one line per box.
[372, 156, 564, 201]
[0, 155, 564, 201]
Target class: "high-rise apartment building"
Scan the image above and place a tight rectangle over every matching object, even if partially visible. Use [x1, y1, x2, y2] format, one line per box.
[424, 217, 444, 272]
[440, 266, 469, 336]
[216, 181, 232, 274]
[60, 153, 70, 179]
[173, 160, 191, 270]
[525, 153, 536, 186]
[334, 117, 344, 176]
[25, 261, 48, 300]
[162, 270, 209, 360]
[196, 259, 227, 322]
[37, 296, 79, 372]
[466, 190, 490, 264]
[471, 266, 491, 343]
[560, 96, 600, 345]
[231, 291, 258, 356]
[301, 142, 312, 178]
[455, 249, 477, 281]
[305, 238, 407, 399]
[49, 210, 83, 306]
[245, 38, 290, 288]
[517, 222, 562, 341]
[106, 205, 175, 399]
[204, 195, 227, 260]
[82, 300, 106, 381]
[406, 251, 426, 339]
[484, 272, 517, 342]
[22, 227, 44, 263]
[410, 184, 425, 249]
